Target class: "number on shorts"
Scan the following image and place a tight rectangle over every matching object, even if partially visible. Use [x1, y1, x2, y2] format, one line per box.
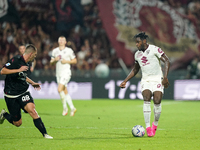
[22, 95, 30, 102]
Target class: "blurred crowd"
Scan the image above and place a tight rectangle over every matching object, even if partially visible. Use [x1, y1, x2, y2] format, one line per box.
[161, 0, 200, 30]
[0, 0, 120, 77]
[0, 0, 200, 78]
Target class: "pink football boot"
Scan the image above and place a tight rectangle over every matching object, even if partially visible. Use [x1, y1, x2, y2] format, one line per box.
[146, 127, 153, 137]
[152, 122, 158, 136]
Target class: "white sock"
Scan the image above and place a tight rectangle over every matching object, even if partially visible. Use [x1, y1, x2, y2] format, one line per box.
[65, 94, 75, 110]
[59, 91, 67, 110]
[153, 104, 162, 126]
[143, 101, 151, 128]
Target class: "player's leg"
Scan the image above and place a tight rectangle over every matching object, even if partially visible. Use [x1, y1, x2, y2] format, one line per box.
[57, 76, 68, 116]
[64, 87, 76, 116]
[152, 91, 163, 136]
[142, 89, 153, 137]
[2, 97, 22, 127]
[22, 92, 53, 139]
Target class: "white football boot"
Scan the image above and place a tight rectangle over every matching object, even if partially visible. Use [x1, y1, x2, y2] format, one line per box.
[70, 108, 77, 116]
[62, 108, 68, 116]
[44, 134, 53, 139]
[0, 109, 6, 124]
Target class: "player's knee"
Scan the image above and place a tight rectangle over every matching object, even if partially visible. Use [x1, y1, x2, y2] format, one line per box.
[58, 88, 62, 93]
[28, 109, 39, 119]
[154, 97, 161, 104]
[13, 121, 22, 127]
[143, 96, 151, 101]
[29, 109, 37, 116]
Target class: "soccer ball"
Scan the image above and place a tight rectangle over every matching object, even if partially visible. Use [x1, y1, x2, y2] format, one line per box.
[95, 63, 110, 78]
[132, 125, 145, 137]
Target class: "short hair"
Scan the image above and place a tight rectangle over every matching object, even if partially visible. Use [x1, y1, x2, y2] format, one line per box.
[24, 44, 37, 54]
[19, 44, 26, 48]
[58, 36, 66, 40]
[134, 32, 149, 40]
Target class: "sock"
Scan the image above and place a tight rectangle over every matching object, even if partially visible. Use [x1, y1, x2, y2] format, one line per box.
[33, 117, 47, 136]
[153, 104, 162, 126]
[143, 101, 151, 128]
[4, 112, 13, 124]
[59, 91, 67, 109]
[65, 94, 75, 110]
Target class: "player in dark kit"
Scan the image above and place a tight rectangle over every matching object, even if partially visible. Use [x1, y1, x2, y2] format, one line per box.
[0, 44, 53, 139]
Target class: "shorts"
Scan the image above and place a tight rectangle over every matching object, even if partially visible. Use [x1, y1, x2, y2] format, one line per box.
[4, 91, 34, 121]
[140, 81, 164, 93]
[56, 76, 71, 87]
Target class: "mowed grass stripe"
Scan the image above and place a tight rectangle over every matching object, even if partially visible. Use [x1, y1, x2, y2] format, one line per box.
[0, 99, 200, 150]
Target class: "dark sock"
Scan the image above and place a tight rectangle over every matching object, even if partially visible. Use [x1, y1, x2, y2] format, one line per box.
[33, 117, 47, 136]
[3, 112, 13, 124]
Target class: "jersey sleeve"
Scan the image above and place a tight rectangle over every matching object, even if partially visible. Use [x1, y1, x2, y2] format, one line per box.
[154, 46, 164, 58]
[69, 49, 76, 60]
[134, 51, 138, 62]
[3, 57, 19, 69]
[51, 49, 56, 59]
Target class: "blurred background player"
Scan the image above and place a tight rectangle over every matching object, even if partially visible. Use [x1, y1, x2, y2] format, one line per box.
[50, 36, 77, 116]
[120, 32, 170, 137]
[0, 44, 53, 139]
[19, 44, 36, 78]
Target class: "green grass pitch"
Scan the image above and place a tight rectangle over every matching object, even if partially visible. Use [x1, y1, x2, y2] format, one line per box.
[0, 99, 200, 150]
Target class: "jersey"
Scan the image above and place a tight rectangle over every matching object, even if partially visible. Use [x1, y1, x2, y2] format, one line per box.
[51, 47, 76, 77]
[3, 55, 30, 96]
[134, 44, 164, 82]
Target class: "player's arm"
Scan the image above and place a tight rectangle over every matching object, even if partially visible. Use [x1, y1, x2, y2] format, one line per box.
[50, 56, 60, 65]
[160, 53, 170, 88]
[26, 77, 41, 90]
[61, 58, 77, 64]
[1, 66, 28, 75]
[119, 61, 140, 88]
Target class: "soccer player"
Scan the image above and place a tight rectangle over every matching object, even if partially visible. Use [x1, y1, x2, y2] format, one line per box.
[119, 32, 170, 137]
[0, 44, 53, 139]
[50, 36, 77, 116]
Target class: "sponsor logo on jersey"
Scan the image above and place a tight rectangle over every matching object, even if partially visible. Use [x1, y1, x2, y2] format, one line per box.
[157, 84, 161, 88]
[5, 63, 11, 66]
[141, 56, 150, 66]
[158, 48, 163, 53]
[137, 52, 143, 58]
[146, 50, 150, 55]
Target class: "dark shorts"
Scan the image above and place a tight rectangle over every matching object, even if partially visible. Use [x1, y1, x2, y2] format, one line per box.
[4, 91, 34, 121]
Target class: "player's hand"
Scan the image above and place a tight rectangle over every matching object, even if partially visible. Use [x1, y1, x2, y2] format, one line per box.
[19, 66, 28, 72]
[119, 81, 127, 88]
[31, 82, 41, 90]
[61, 59, 68, 64]
[55, 56, 61, 61]
[162, 77, 170, 88]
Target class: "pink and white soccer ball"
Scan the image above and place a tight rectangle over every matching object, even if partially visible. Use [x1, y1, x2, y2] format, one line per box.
[132, 125, 145, 137]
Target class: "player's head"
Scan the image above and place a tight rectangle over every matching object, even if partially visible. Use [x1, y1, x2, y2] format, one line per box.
[58, 36, 67, 47]
[134, 32, 149, 51]
[24, 44, 37, 62]
[19, 44, 26, 55]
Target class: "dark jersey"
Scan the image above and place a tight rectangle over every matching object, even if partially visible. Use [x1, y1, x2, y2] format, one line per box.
[3, 55, 30, 95]
[27, 61, 32, 78]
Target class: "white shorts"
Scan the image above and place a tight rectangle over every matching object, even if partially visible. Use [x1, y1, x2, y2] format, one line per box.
[56, 76, 71, 87]
[141, 81, 164, 93]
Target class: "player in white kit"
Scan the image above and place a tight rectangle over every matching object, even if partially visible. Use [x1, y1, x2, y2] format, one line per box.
[120, 32, 170, 137]
[50, 36, 77, 116]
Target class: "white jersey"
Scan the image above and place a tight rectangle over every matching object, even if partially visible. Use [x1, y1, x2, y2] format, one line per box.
[135, 44, 164, 82]
[52, 47, 76, 77]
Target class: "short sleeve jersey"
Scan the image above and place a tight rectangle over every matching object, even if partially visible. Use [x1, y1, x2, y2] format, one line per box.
[3, 55, 30, 95]
[52, 47, 76, 77]
[134, 44, 164, 82]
